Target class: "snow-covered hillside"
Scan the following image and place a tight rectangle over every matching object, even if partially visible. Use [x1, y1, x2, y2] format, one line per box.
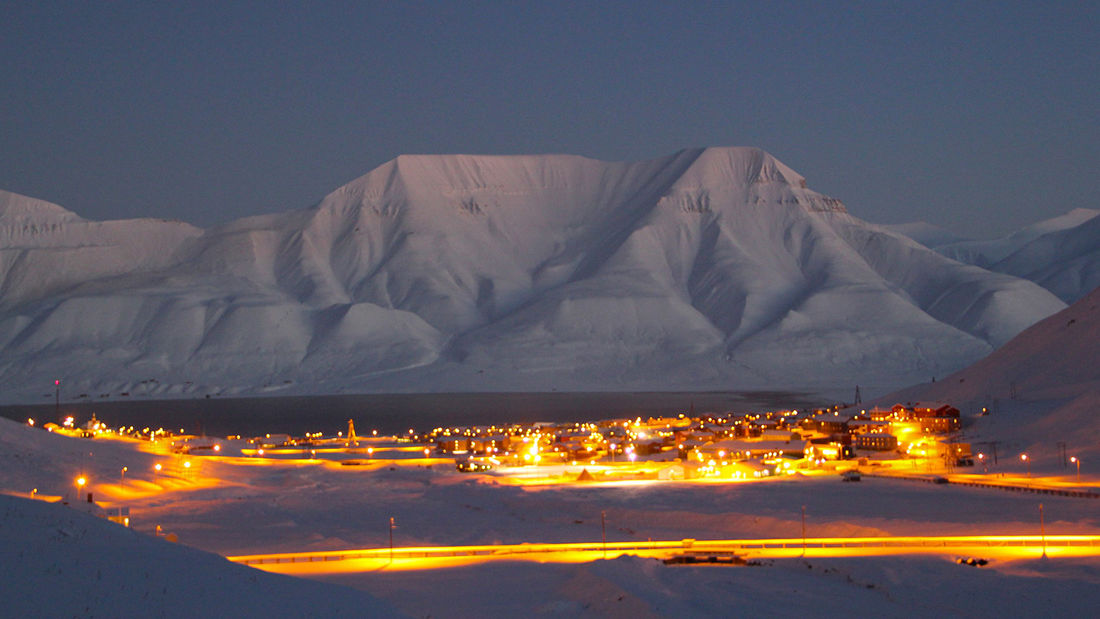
[935, 208, 1099, 269]
[0, 148, 1068, 402]
[890, 283, 1100, 401]
[990, 213, 1100, 303]
[882, 283, 1100, 466]
[893, 209, 1100, 304]
[0, 493, 398, 617]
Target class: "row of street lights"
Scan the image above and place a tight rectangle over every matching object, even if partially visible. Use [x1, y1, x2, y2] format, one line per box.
[1019, 453, 1083, 482]
[73, 460, 183, 501]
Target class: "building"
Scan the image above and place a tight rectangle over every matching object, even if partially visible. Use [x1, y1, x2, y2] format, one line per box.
[854, 433, 899, 451]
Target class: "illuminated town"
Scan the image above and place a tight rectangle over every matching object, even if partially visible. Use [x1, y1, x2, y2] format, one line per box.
[4, 388, 1100, 615]
[35, 399, 1081, 491]
[25, 398, 1096, 550]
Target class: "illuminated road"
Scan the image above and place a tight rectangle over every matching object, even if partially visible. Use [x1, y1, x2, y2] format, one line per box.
[229, 535, 1100, 575]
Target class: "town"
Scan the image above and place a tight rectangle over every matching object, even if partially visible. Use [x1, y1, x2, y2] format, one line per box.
[33, 398, 1085, 499]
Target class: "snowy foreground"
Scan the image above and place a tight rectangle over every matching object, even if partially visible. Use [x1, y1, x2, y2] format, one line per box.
[3, 415, 1100, 617]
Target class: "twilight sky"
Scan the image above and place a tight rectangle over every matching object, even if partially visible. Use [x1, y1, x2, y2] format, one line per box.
[1, 2, 1096, 238]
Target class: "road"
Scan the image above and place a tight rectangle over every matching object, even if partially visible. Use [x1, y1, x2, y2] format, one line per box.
[228, 534, 1100, 575]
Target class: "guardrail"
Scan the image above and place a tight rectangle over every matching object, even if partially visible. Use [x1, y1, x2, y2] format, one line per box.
[229, 535, 1100, 566]
[861, 472, 1099, 498]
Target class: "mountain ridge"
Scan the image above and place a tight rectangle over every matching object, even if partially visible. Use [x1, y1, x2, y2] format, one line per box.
[0, 147, 1068, 403]
[888, 208, 1100, 303]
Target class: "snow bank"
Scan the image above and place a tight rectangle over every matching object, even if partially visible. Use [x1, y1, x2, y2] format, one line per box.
[0, 494, 399, 617]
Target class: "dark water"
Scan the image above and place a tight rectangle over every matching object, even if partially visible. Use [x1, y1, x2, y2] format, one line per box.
[0, 391, 824, 438]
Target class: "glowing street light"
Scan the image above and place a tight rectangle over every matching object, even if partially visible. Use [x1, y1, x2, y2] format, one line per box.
[75, 475, 87, 502]
[1071, 456, 1081, 483]
[120, 466, 127, 488]
[153, 462, 162, 484]
[1021, 453, 1030, 478]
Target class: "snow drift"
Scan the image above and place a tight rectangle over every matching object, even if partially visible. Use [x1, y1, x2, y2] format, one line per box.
[0, 148, 1068, 402]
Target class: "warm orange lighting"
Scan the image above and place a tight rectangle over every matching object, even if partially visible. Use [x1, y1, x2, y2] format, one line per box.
[154, 463, 162, 472]
[27, 418, 35, 426]
[76, 476, 86, 487]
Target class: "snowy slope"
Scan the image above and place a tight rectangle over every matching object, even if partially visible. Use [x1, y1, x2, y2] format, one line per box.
[888, 285, 1100, 403]
[0, 493, 399, 618]
[888, 210, 1100, 303]
[917, 208, 1100, 303]
[0, 148, 1068, 402]
[935, 208, 1099, 268]
[989, 213, 1100, 303]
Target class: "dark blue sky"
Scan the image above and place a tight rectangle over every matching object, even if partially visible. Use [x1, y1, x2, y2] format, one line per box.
[2, 2, 1096, 237]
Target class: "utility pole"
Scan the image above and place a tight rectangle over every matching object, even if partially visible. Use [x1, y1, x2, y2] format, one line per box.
[389, 517, 395, 564]
[54, 379, 60, 423]
[1057, 442, 1067, 469]
[1039, 503, 1047, 558]
[601, 510, 607, 559]
[801, 505, 807, 558]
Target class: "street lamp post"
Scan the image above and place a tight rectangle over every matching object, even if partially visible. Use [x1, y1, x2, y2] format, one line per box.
[1039, 503, 1047, 558]
[1071, 456, 1081, 483]
[1021, 453, 1030, 478]
[75, 476, 86, 503]
[120, 467, 127, 489]
[389, 517, 396, 564]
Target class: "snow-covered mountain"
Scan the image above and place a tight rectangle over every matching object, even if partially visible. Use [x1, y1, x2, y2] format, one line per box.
[935, 208, 1099, 269]
[986, 213, 1100, 303]
[0, 148, 1068, 403]
[890, 209, 1100, 304]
